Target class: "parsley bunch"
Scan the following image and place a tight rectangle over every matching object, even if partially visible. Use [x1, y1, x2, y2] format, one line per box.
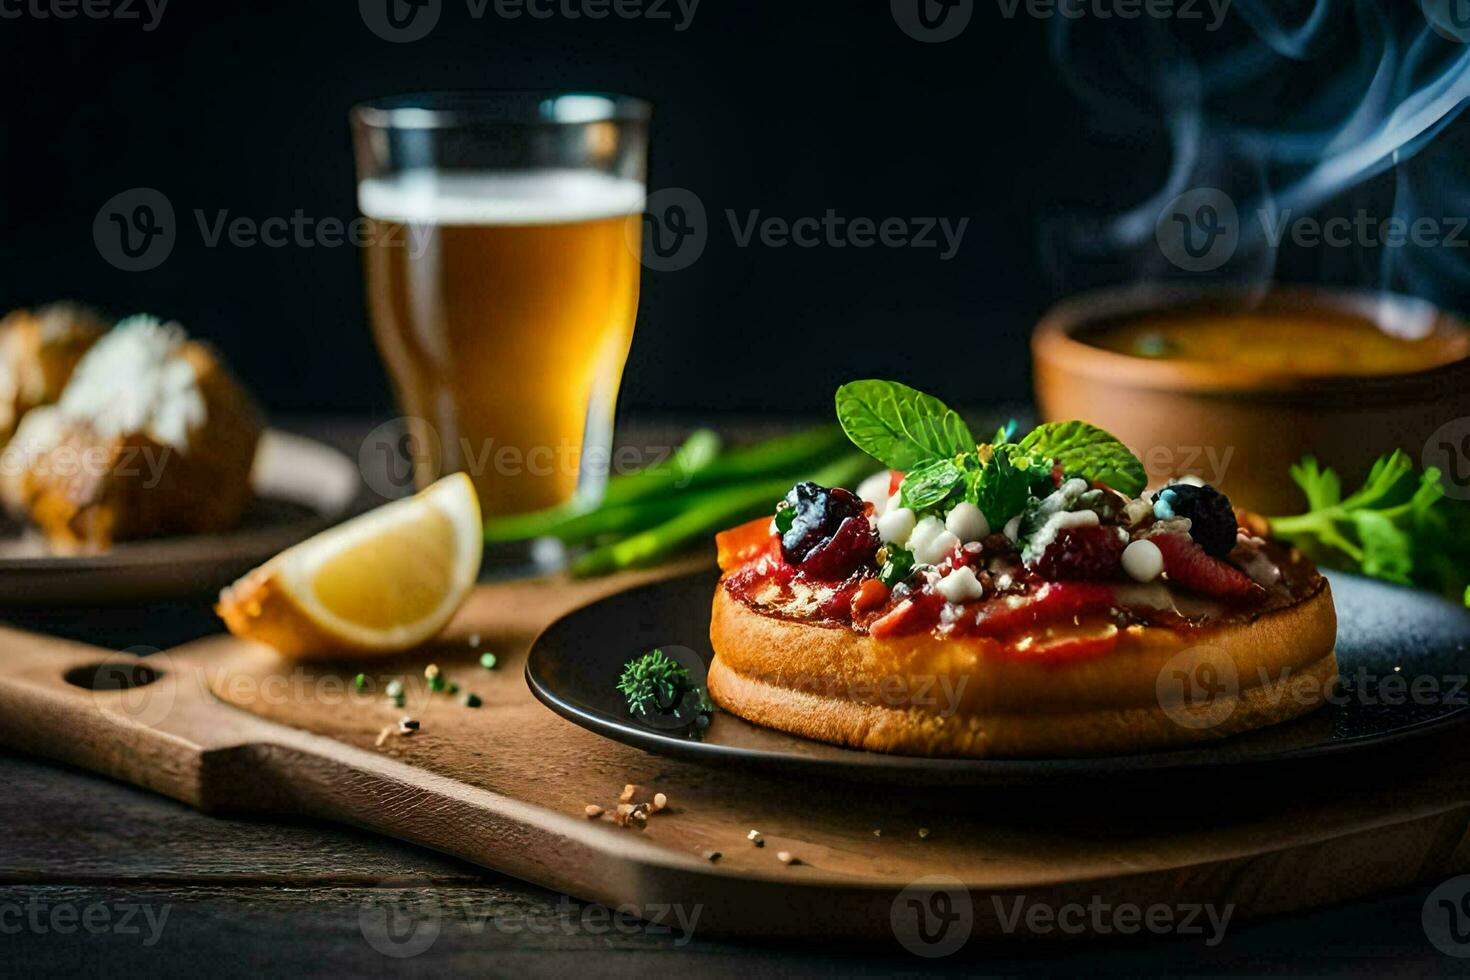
[1268, 451, 1470, 605]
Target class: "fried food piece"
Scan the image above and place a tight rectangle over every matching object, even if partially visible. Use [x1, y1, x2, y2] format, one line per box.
[5, 316, 262, 552]
[0, 303, 107, 442]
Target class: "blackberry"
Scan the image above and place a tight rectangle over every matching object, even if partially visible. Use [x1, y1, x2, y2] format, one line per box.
[1153, 483, 1237, 558]
[1032, 525, 1126, 581]
[779, 482, 865, 565]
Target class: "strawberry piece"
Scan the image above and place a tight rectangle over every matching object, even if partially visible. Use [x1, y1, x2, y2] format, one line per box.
[973, 582, 1117, 635]
[1032, 525, 1126, 580]
[869, 591, 944, 638]
[1150, 532, 1264, 602]
[1010, 622, 1121, 664]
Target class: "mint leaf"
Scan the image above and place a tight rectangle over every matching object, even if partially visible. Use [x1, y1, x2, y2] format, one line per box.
[1289, 457, 1341, 511]
[1017, 421, 1146, 497]
[835, 380, 975, 471]
[900, 458, 964, 510]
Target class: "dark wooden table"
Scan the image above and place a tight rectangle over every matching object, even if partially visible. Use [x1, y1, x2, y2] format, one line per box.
[3, 418, 1467, 977]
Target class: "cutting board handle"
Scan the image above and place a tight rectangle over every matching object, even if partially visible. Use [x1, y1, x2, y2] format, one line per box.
[0, 626, 274, 811]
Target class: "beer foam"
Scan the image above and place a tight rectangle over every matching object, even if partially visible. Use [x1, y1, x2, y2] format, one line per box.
[358, 170, 646, 226]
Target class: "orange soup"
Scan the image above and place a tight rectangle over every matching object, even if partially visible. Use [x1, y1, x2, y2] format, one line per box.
[1080, 308, 1469, 376]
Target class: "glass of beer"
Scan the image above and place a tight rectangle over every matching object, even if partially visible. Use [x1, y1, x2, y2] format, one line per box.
[350, 92, 649, 548]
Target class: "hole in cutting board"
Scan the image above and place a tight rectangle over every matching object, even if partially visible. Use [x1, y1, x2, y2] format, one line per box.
[64, 661, 164, 691]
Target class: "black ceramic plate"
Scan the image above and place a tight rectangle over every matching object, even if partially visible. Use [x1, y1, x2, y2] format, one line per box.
[526, 569, 1470, 784]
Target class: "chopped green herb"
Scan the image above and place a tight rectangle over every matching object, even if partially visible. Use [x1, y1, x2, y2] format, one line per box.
[463, 692, 482, 708]
[427, 674, 446, 693]
[773, 503, 796, 534]
[354, 673, 366, 691]
[448, 681, 460, 695]
[878, 546, 915, 587]
[479, 652, 498, 670]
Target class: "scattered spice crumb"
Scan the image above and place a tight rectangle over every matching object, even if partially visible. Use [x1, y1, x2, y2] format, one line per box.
[462, 692, 482, 708]
[777, 850, 798, 865]
[398, 717, 420, 735]
[747, 829, 764, 847]
[918, 828, 931, 839]
[468, 633, 480, 647]
[619, 784, 637, 803]
[584, 804, 603, 819]
[652, 792, 668, 812]
[424, 664, 440, 679]
[702, 850, 721, 863]
[375, 726, 394, 747]
[873, 829, 882, 838]
[479, 652, 498, 670]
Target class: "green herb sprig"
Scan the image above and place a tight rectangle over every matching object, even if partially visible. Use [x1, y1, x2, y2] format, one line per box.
[616, 648, 694, 716]
[1268, 451, 1470, 604]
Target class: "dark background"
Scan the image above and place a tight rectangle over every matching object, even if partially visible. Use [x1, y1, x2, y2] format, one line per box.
[0, 2, 1461, 419]
[0, 2, 1153, 418]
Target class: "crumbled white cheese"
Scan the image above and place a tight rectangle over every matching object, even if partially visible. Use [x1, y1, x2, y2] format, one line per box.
[945, 501, 989, 543]
[877, 506, 917, 546]
[1121, 538, 1164, 583]
[1124, 498, 1153, 526]
[857, 471, 892, 515]
[907, 515, 946, 558]
[937, 565, 985, 603]
[1022, 508, 1099, 564]
[58, 315, 206, 452]
[915, 528, 960, 566]
[1172, 474, 1206, 487]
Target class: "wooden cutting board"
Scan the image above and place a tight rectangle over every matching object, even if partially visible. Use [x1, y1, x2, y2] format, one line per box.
[3, 563, 1470, 945]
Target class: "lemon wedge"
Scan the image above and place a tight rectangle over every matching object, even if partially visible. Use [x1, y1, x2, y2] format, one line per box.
[217, 473, 482, 659]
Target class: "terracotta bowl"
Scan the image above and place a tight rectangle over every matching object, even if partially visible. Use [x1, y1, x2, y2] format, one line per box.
[1032, 284, 1470, 515]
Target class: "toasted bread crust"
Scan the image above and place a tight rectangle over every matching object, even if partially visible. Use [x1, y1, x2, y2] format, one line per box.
[707, 580, 1337, 758]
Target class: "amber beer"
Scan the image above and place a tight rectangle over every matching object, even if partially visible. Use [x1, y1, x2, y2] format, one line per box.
[359, 170, 644, 516]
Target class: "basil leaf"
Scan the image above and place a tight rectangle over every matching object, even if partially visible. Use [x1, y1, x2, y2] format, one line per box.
[1017, 421, 1146, 497]
[835, 380, 975, 471]
[900, 458, 964, 510]
[967, 446, 1035, 526]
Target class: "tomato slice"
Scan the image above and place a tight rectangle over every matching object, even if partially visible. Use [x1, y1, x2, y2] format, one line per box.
[716, 516, 780, 572]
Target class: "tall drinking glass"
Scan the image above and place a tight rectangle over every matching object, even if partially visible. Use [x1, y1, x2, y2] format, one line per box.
[351, 92, 649, 552]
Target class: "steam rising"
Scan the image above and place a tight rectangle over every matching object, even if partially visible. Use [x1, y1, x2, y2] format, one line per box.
[1047, 0, 1470, 308]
